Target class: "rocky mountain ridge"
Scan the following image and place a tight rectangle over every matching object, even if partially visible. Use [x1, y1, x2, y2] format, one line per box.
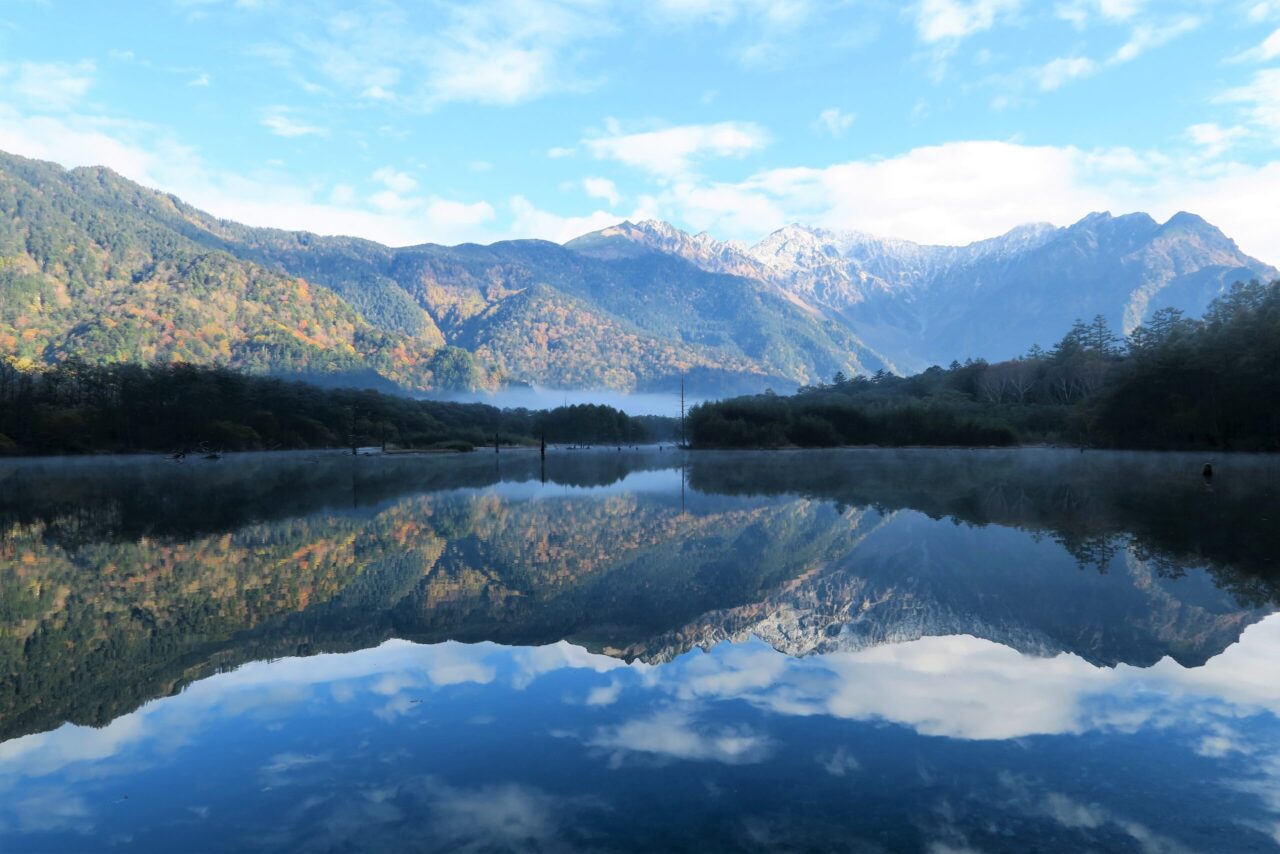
[569, 211, 1275, 371]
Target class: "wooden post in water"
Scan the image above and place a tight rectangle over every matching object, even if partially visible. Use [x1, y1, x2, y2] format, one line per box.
[540, 434, 546, 460]
[680, 372, 686, 449]
[494, 433, 499, 454]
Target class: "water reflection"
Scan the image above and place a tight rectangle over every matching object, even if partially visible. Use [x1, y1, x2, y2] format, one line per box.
[6, 627, 1280, 851]
[2, 448, 1279, 851]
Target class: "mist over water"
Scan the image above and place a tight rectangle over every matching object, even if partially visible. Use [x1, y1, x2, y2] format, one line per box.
[418, 386, 705, 416]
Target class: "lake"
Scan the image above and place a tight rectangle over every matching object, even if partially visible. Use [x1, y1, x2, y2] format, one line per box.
[2, 448, 1279, 852]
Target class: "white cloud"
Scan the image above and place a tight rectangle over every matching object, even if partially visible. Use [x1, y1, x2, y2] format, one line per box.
[813, 107, 856, 137]
[368, 189, 417, 214]
[1097, 0, 1143, 19]
[260, 106, 327, 137]
[330, 183, 356, 204]
[662, 140, 1103, 244]
[657, 180, 789, 239]
[1235, 27, 1280, 63]
[1171, 160, 1280, 266]
[1249, 1, 1280, 22]
[372, 166, 417, 194]
[648, 0, 813, 28]
[1036, 56, 1097, 90]
[260, 0, 611, 109]
[646, 0, 815, 68]
[584, 119, 768, 179]
[188, 72, 211, 87]
[1018, 14, 1198, 97]
[547, 146, 576, 158]
[1055, 0, 1143, 27]
[1110, 15, 1201, 64]
[4, 61, 96, 110]
[582, 176, 621, 206]
[0, 106, 178, 183]
[631, 139, 1280, 265]
[1220, 68, 1280, 131]
[0, 104, 494, 246]
[914, 0, 1022, 43]
[426, 42, 557, 107]
[508, 195, 630, 243]
[425, 0, 612, 106]
[1186, 122, 1248, 158]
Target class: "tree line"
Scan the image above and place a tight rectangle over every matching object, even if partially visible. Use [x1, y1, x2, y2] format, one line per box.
[0, 362, 677, 455]
[690, 279, 1280, 451]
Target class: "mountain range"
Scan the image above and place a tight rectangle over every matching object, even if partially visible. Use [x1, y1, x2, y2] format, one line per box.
[2, 149, 1274, 393]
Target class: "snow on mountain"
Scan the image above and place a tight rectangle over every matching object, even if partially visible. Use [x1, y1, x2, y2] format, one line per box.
[566, 212, 1276, 372]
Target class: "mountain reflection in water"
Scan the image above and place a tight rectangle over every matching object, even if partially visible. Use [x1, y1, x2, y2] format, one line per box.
[1, 448, 1278, 852]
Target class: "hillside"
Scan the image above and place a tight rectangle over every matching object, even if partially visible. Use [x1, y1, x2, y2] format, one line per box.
[0, 154, 443, 387]
[0, 151, 886, 394]
[2, 149, 1274, 392]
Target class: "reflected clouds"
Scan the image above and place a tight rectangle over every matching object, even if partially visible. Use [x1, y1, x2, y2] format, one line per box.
[6, 618, 1280, 820]
[254, 776, 600, 854]
[4, 622, 1280, 850]
[9, 618, 1280, 784]
[588, 707, 774, 767]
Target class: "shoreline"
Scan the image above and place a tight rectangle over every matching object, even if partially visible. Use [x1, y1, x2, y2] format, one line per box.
[0, 443, 1266, 464]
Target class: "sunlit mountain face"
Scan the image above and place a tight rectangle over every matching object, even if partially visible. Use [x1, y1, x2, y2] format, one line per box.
[2, 448, 1279, 852]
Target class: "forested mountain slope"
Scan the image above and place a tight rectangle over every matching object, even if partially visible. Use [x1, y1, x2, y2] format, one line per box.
[0, 152, 884, 393]
[3, 149, 1273, 392]
[0, 153, 441, 387]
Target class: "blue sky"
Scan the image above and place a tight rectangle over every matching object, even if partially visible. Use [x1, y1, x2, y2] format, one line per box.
[1, 1, 1278, 262]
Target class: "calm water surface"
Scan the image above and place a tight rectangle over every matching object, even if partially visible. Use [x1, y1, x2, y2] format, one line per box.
[2, 448, 1279, 852]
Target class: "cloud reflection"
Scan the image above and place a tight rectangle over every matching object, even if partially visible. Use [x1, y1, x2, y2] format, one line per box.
[588, 707, 773, 766]
[7, 616, 1280, 785]
[6, 617, 1280, 848]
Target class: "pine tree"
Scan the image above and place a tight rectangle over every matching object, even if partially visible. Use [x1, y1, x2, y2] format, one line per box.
[1085, 314, 1122, 356]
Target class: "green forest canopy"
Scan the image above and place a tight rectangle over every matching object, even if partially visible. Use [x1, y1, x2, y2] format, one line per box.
[690, 279, 1280, 452]
[0, 361, 676, 455]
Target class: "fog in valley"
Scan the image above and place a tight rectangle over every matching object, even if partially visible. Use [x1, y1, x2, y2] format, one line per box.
[418, 386, 702, 417]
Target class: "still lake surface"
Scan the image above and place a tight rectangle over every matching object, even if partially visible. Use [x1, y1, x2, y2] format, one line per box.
[2, 448, 1279, 853]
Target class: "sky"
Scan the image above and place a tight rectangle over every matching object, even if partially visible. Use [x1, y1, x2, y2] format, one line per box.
[1, 0, 1279, 263]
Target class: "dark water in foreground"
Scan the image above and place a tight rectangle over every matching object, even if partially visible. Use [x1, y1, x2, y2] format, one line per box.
[2, 448, 1280, 852]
